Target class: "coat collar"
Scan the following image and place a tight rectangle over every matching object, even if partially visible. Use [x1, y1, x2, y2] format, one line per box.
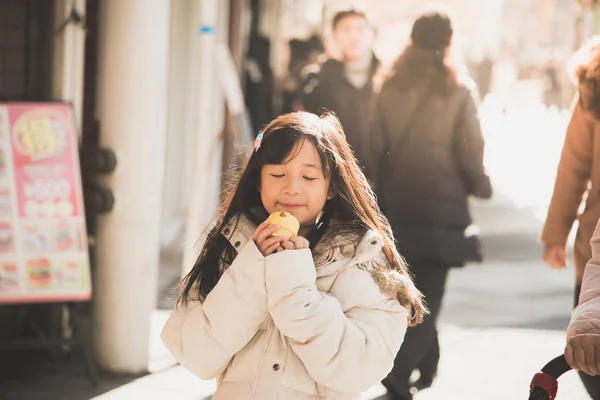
[319, 54, 380, 83]
[220, 214, 385, 277]
[220, 214, 255, 252]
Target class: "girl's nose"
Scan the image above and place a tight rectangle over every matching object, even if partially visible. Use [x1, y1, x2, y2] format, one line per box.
[283, 177, 301, 195]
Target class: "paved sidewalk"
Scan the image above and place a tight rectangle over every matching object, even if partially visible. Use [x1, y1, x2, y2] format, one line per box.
[82, 326, 585, 400]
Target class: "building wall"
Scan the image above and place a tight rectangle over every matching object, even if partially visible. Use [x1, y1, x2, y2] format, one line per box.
[161, 0, 196, 247]
[502, 0, 577, 62]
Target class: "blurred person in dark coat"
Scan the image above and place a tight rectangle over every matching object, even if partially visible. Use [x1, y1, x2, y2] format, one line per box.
[245, 35, 275, 135]
[366, 11, 492, 400]
[301, 9, 378, 167]
[280, 36, 325, 115]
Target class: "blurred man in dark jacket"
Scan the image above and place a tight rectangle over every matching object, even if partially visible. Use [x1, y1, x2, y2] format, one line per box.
[301, 9, 377, 166]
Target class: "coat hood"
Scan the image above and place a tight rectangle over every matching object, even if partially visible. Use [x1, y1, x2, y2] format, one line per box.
[570, 35, 600, 121]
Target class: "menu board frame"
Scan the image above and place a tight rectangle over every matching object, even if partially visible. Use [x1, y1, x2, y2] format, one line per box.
[0, 102, 92, 304]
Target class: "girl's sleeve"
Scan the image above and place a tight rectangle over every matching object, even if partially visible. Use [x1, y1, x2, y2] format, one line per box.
[265, 248, 408, 393]
[567, 219, 600, 341]
[161, 240, 268, 380]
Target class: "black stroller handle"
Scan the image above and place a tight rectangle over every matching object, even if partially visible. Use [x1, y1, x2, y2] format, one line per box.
[528, 354, 572, 400]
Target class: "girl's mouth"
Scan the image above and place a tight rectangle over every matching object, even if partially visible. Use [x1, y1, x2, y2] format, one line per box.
[278, 203, 303, 210]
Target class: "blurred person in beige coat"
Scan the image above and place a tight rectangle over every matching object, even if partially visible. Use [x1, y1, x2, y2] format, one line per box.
[542, 36, 600, 398]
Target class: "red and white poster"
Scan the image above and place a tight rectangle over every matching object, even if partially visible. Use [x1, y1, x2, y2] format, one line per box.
[0, 103, 91, 304]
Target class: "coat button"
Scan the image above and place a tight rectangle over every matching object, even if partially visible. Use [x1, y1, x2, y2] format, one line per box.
[272, 363, 280, 371]
[235, 241, 241, 247]
[224, 228, 230, 235]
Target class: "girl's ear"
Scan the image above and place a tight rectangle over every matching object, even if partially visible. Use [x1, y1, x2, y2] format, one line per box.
[327, 182, 336, 200]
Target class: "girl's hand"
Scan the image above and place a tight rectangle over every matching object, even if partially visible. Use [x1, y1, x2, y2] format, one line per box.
[253, 221, 285, 256]
[281, 235, 310, 251]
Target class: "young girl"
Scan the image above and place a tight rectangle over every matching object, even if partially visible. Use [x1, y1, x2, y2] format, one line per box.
[161, 112, 426, 399]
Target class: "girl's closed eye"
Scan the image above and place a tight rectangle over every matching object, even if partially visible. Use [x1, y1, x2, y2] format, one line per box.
[271, 174, 284, 178]
[304, 176, 318, 181]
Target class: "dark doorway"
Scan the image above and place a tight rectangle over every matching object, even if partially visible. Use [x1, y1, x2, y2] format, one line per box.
[0, 0, 55, 101]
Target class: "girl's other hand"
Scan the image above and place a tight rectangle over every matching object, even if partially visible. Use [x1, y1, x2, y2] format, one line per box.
[253, 221, 285, 256]
[281, 235, 310, 251]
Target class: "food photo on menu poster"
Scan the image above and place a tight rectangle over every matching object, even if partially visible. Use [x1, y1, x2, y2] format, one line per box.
[0, 103, 91, 304]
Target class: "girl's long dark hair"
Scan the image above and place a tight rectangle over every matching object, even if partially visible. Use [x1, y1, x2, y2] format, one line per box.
[177, 112, 426, 326]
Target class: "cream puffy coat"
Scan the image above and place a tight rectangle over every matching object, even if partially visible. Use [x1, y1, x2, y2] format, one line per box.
[567, 219, 600, 343]
[161, 216, 408, 399]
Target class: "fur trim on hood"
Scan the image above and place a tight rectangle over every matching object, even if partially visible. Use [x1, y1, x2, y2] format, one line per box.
[371, 266, 423, 313]
[570, 35, 600, 120]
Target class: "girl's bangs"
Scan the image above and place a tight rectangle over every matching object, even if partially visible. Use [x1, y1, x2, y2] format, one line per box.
[258, 129, 329, 174]
[259, 128, 303, 165]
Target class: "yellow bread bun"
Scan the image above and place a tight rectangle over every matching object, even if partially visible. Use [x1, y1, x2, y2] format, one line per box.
[267, 211, 300, 239]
